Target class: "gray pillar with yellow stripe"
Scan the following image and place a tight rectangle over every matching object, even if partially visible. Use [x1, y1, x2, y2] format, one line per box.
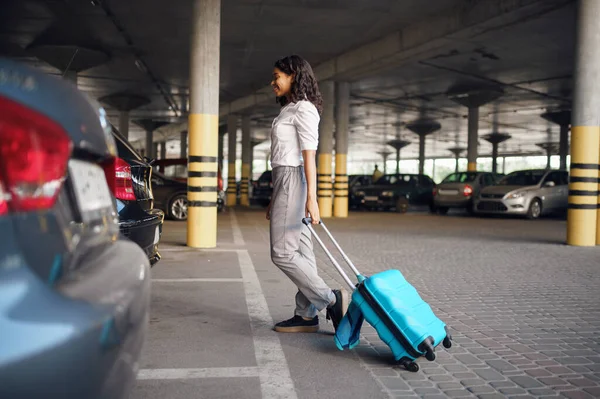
[186, 0, 220, 248]
[227, 114, 238, 207]
[317, 81, 335, 218]
[334, 82, 350, 218]
[568, 0, 600, 246]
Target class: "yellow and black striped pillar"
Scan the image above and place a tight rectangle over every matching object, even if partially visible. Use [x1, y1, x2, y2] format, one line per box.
[240, 115, 251, 207]
[317, 81, 335, 218]
[318, 154, 333, 217]
[186, 0, 220, 248]
[334, 82, 350, 218]
[226, 114, 238, 207]
[567, 0, 600, 247]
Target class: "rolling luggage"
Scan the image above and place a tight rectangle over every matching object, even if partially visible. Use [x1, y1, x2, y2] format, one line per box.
[302, 218, 452, 372]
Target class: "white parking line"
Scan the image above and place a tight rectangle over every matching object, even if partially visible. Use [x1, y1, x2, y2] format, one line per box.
[137, 367, 259, 380]
[231, 210, 298, 399]
[230, 210, 245, 245]
[152, 278, 243, 283]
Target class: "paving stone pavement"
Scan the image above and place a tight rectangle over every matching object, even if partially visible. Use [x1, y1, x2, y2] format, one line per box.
[238, 208, 600, 399]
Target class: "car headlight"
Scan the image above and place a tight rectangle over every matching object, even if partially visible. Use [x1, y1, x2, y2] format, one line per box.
[506, 192, 524, 200]
[381, 191, 394, 197]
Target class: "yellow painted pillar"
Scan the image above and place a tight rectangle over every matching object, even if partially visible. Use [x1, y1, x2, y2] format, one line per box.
[186, 0, 220, 248]
[567, 0, 600, 246]
[467, 162, 477, 172]
[334, 154, 348, 217]
[318, 154, 333, 218]
[317, 81, 334, 218]
[226, 114, 237, 207]
[568, 128, 599, 246]
[334, 81, 349, 218]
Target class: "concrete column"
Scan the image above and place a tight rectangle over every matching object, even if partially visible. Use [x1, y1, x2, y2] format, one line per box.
[567, 0, 600, 247]
[187, 0, 221, 248]
[180, 130, 188, 158]
[387, 140, 411, 176]
[240, 115, 251, 207]
[448, 86, 503, 172]
[160, 141, 167, 160]
[484, 133, 511, 174]
[467, 107, 478, 171]
[334, 82, 350, 218]
[119, 111, 130, 140]
[448, 147, 465, 174]
[377, 152, 392, 174]
[146, 130, 153, 159]
[560, 124, 569, 170]
[418, 135, 426, 175]
[153, 142, 159, 159]
[317, 81, 334, 218]
[218, 130, 224, 172]
[541, 111, 571, 170]
[226, 114, 238, 207]
[407, 120, 440, 175]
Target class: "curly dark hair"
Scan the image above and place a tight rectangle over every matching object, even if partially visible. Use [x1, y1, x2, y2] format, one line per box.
[274, 55, 323, 115]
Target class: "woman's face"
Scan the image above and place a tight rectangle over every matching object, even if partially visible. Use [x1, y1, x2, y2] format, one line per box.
[271, 67, 294, 98]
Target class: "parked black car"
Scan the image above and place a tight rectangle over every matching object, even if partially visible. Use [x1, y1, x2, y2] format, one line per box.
[151, 171, 225, 221]
[355, 173, 437, 212]
[348, 174, 373, 209]
[111, 128, 164, 265]
[251, 170, 273, 207]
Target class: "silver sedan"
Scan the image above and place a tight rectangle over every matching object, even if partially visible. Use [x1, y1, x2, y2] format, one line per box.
[473, 169, 569, 219]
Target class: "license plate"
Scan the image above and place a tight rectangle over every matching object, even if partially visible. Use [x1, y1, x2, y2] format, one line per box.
[365, 196, 378, 201]
[69, 160, 114, 221]
[439, 190, 459, 195]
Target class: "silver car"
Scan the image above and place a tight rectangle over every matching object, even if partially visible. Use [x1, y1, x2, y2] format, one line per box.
[474, 169, 569, 219]
[434, 172, 503, 214]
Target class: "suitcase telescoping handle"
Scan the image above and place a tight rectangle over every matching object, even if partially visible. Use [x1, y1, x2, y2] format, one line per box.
[302, 217, 361, 290]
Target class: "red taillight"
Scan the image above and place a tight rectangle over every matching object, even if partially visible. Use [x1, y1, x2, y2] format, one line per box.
[433, 187, 438, 196]
[103, 157, 136, 201]
[463, 185, 473, 197]
[0, 96, 72, 215]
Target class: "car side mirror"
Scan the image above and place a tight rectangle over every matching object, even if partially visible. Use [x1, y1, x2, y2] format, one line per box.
[544, 181, 556, 188]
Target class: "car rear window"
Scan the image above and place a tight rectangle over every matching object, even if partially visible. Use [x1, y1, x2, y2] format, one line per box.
[442, 172, 478, 183]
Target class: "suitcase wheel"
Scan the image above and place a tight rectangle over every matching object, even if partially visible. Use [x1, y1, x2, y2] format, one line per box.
[399, 358, 419, 373]
[443, 326, 453, 349]
[443, 336, 452, 349]
[419, 338, 436, 362]
[425, 350, 436, 361]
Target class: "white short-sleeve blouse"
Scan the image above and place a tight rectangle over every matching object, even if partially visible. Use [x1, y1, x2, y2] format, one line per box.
[270, 100, 320, 168]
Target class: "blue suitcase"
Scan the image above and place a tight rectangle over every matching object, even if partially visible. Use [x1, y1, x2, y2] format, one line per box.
[302, 218, 452, 372]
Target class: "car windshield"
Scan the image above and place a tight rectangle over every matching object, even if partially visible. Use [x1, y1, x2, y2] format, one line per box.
[442, 172, 478, 183]
[498, 170, 546, 186]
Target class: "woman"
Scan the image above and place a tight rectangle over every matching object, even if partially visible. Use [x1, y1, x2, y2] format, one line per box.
[266, 55, 348, 333]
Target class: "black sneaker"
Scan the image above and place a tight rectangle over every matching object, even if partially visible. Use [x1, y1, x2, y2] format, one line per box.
[326, 289, 349, 331]
[273, 315, 319, 333]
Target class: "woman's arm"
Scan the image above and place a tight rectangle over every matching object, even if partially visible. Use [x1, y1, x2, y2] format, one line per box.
[302, 149, 320, 224]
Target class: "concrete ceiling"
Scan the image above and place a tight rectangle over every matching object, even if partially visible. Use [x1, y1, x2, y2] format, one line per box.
[0, 0, 576, 162]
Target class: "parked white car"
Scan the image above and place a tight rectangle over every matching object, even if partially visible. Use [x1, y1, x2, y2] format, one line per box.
[473, 169, 569, 219]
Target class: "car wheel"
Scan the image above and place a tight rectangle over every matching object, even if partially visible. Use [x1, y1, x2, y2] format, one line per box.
[168, 193, 188, 221]
[396, 197, 409, 213]
[438, 207, 449, 215]
[527, 198, 542, 220]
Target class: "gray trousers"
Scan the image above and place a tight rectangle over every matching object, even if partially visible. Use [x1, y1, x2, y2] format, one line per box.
[269, 166, 335, 318]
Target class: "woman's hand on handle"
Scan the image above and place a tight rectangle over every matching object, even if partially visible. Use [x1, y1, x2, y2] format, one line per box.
[306, 198, 320, 224]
